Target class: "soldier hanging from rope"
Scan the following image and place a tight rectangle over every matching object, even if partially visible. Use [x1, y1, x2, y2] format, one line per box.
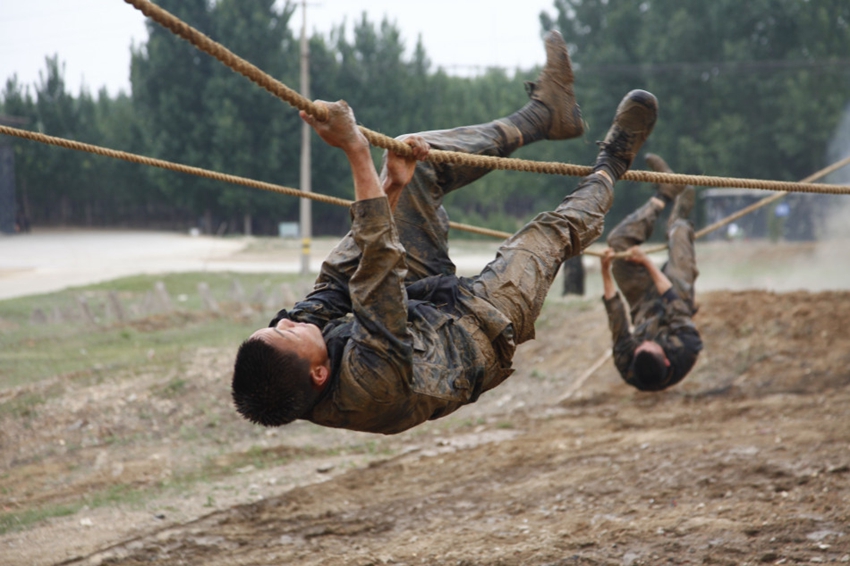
[231, 32, 659, 434]
[599, 154, 703, 391]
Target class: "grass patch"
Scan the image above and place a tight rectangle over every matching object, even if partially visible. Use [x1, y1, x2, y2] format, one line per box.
[0, 440, 357, 535]
[0, 382, 64, 419]
[0, 271, 313, 389]
[0, 482, 154, 536]
[154, 377, 188, 399]
[0, 504, 80, 536]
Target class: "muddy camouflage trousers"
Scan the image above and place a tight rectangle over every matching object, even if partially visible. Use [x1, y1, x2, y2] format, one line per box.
[607, 199, 699, 311]
[317, 118, 615, 347]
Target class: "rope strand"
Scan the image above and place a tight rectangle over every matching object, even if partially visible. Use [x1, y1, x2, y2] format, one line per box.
[0, 125, 349, 205]
[621, 153, 850, 258]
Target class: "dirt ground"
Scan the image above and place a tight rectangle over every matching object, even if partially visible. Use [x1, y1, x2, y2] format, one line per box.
[1, 243, 850, 565]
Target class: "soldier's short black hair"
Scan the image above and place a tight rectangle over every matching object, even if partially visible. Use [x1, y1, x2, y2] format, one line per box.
[630, 349, 669, 390]
[231, 337, 316, 426]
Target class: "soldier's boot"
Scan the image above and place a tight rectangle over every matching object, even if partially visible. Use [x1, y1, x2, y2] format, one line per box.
[503, 30, 583, 145]
[668, 186, 697, 229]
[593, 89, 658, 181]
[645, 153, 686, 204]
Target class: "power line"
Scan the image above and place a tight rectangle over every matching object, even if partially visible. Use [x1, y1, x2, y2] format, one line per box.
[576, 58, 850, 76]
[436, 58, 850, 77]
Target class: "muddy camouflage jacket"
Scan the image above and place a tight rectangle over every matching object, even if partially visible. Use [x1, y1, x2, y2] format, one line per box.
[604, 288, 702, 391]
[274, 197, 514, 435]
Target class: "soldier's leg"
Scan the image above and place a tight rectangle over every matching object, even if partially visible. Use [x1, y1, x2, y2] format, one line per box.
[662, 186, 699, 304]
[607, 197, 663, 307]
[471, 171, 614, 344]
[389, 121, 523, 281]
[302, 30, 583, 304]
[607, 198, 663, 251]
[303, 114, 529, 298]
[308, 119, 523, 308]
[471, 90, 658, 344]
[663, 219, 698, 305]
[301, 112, 546, 305]
[607, 153, 690, 307]
[390, 30, 583, 281]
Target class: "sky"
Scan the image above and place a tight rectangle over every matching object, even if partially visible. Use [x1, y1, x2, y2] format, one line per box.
[0, 0, 560, 98]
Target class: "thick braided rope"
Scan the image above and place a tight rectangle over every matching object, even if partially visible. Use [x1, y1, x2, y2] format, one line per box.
[123, 0, 328, 121]
[0, 125, 351, 207]
[0, 124, 499, 238]
[478, 153, 850, 257]
[123, 0, 850, 196]
[612, 153, 850, 257]
[693, 153, 850, 240]
[5, 123, 847, 258]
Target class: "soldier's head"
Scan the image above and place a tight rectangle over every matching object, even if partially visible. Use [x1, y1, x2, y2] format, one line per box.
[629, 340, 671, 389]
[232, 319, 330, 426]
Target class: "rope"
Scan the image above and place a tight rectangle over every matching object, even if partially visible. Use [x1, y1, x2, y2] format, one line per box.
[633, 153, 850, 257]
[0, 125, 349, 206]
[555, 349, 613, 403]
[6, 122, 846, 252]
[123, 0, 850, 196]
[123, 0, 327, 121]
[0, 124, 497, 239]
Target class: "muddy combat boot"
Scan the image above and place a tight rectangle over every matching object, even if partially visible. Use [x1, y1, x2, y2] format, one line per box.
[504, 30, 583, 144]
[594, 90, 658, 181]
[668, 185, 696, 228]
[645, 153, 686, 204]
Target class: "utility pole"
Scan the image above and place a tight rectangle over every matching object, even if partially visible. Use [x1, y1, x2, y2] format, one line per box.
[298, 0, 312, 276]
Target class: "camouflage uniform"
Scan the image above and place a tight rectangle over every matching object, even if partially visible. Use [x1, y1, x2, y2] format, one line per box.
[604, 199, 703, 391]
[276, 119, 614, 434]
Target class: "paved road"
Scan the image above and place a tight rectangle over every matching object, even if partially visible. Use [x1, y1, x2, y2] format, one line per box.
[0, 229, 501, 301]
[0, 230, 295, 300]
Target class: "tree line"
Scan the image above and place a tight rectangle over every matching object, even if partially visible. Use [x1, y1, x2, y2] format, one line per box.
[2, 0, 849, 238]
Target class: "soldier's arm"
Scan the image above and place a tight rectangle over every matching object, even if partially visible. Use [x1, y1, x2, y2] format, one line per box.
[302, 100, 413, 397]
[600, 248, 618, 300]
[380, 135, 430, 210]
[625, 246, 672, 296]
[603, 293, 638, 379]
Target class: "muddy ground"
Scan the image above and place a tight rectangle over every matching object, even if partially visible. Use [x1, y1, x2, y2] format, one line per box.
[1, 244, 849, 565]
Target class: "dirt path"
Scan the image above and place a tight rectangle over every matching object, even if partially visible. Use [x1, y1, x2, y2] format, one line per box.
[2, 287, 848, 565]
[70, 387, 850, 566]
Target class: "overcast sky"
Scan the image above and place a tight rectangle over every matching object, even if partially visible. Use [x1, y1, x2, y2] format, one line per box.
[1, 0, 559, 98]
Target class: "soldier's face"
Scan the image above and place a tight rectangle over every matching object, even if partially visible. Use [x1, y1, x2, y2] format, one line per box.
[251, 319, 328, 368]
